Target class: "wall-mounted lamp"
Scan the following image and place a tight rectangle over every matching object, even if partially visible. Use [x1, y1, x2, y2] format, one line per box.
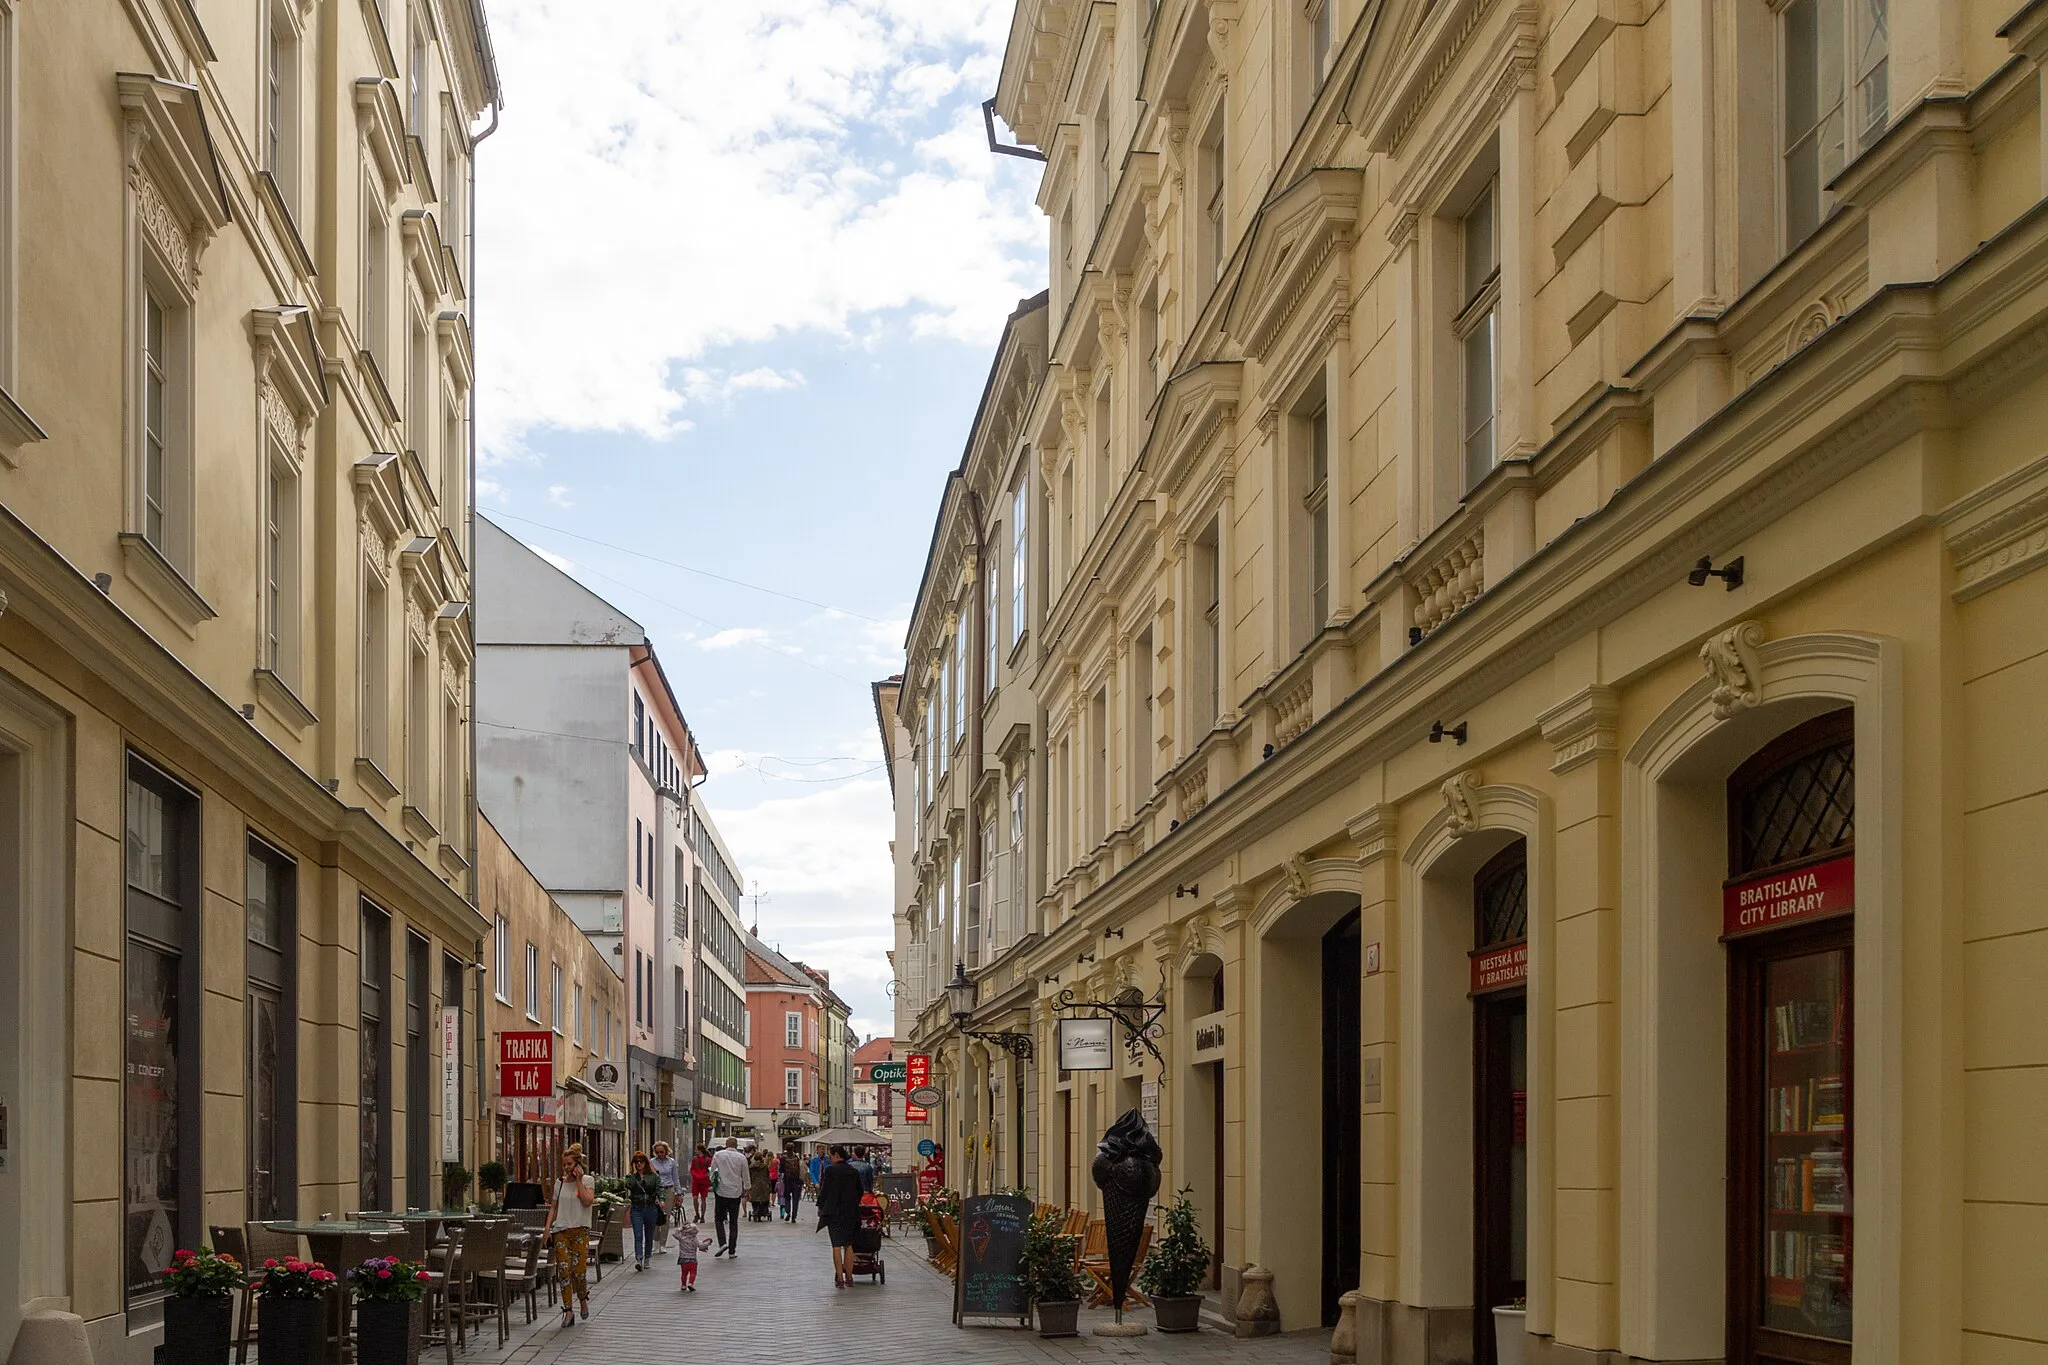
[1174, 882, 1199, 899]
[1428, 720, 1468, 746]
[240, 704, 257, 721]
[1409, 626, 1423, 646]
[1103, 927, 1124, 941]
[1688, 555, 1744, 591]
[1042, 973, 1060, 986]
[94, 573, 113, 593]
[1262, 743, 1275, 759]
[1169, 819, 1181, 831]
[1075, 952, 1096, 966]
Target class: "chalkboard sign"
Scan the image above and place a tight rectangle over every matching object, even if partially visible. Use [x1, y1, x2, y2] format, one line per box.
[952, 1193, 1031, 1324]
[877, 1173, 916, 1209]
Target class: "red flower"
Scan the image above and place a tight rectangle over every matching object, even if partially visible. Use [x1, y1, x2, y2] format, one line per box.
[376, 1269, 392, 1280]
[174, 1250, 192, 1260]
[415, 1271, 430, 1282]
[264, 1259, 280, 1269]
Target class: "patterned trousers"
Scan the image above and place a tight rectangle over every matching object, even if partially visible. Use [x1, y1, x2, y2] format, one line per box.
[551, 1229, 590, 1312]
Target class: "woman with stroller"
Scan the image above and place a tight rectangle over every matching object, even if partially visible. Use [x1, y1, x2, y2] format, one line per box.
[815, 1146, 865, 1287]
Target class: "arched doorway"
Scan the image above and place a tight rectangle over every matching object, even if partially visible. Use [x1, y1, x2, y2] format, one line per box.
[1470, 841, 1528, 1365]
[1182, 952, 1226, 1289]
[1254, 887, 1361, 1330]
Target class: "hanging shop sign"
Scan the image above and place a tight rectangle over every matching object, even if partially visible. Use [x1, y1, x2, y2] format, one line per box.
[499, 1031, 554, 1097]
[440, 1007, 462, 1161]
[906, 1053, 931, 1089]
[1723, 854, 1854, 938]
[1190, 1010, 1226, 1064]
[1056, 1016, 1114, 1071]
[1470, 940, 1529, 995]
[906, 1085, 944, 1108]
[869, 1061, 908, 1085]
[590, 1060, 621, 1090]
[904, 1102, 929, 1123]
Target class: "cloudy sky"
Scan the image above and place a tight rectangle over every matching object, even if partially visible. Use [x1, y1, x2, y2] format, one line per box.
[474, 0, 1046, 1039]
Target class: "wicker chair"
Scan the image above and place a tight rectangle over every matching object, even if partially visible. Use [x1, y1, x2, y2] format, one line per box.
[495, 1229, 547, 1324]
[457, 1219, 513, 1348]
[207, 1226, 258, 1365]
[587, 1206, 614, 1284]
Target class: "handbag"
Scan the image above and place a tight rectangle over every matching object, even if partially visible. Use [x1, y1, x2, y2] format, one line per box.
[653, 1201, 667, 1226]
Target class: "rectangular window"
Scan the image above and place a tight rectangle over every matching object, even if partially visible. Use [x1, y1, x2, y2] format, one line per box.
[403, 931, 430, 1210]
[359, 901, 391, 1211]
[573, 983, 584, 1043]
[524, 942, 539, 1021]
[440, 137, 464, 254]
[1457, 178, 1500, 492]
[954, 622, 968, 743]
[361, 565, 389, 767]
[1307, 0, 1334, 89]
[1094, 381, 1113, 519]
[492, 915, 509, 1001]
[1130, 627, 1154, 810]
[1094, 93, 1113, 218]
[986, 553, 1000, 690]
[362, 203, 389, 375]
[408, 312, 430, 465]
[265, 4, 300, 215]
[1201, 119, 1227, 286]
[125, 756, 200, 1308]
[1011, 476, 1029, 647]
[633, 693, 645, 757]
[406, 641, 430, 808]
[1782, 0, 1887, 249]
[551, 961, 563, 1035]
[787, 1011, 802, 1049]
[246, 837, 297, 1221]
[1195, 519, 1221, 728]
[634, 950, 645, 1026]
[1089, 689, 1108, 849]
[441, 692, 462, 837]
[142, 288, 170, 553]
[442, 389, 465, 536]
[1304, 405, 1330, 637]
[408, 12, 427, 132]
[264, 456, 300, 684]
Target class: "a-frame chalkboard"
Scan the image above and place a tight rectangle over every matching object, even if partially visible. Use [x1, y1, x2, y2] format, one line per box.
[952, 1193, 1031, 1326]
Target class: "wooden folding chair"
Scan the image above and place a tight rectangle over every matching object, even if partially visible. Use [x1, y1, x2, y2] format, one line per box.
[930, 1213, 960, 1274]
[1062, 1208, 1088, 1238]
[1084, 1223, 1153, 1307]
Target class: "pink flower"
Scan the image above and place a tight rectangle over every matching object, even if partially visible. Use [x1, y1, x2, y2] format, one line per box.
[174, 1250, 192, 1260]
[415, 1271, 430, 1282]
[376, 1269, 392, 1280]
[265, 1259, 279, 1269]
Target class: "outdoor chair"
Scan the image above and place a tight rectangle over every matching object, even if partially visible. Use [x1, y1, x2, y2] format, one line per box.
[930, 1213, 960, 1275]
[1083, 1223, 1153, 1308]
[459, 1218, 513, 1348]
[496, 1227, 547, 1323]
[207, 1226, 257, 1365]
[1061, 1208, 1088, 1238]
[335, 1230, 400, 1365]
[588, 1206, 613, 1284]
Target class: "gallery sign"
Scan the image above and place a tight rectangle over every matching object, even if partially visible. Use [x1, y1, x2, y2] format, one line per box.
[1470, 940, 1528, 995]
[1723, 855, 1854, 938]
[499, 1030, 553, 1098]
[1057, 1017, 1114, 1071]
[1190, 1009, 1227, 1064]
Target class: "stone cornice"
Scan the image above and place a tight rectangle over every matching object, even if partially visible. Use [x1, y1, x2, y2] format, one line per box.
[1944, 449, 2048, 601]
[1536, 685, 1619, 775]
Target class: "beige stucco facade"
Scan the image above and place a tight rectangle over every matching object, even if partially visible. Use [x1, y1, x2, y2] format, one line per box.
[890, 0, 2048, 1361]
[0, 0, 496, 1360]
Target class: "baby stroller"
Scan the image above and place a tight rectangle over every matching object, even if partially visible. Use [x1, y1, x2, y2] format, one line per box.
[848, 1193, 886, 1284]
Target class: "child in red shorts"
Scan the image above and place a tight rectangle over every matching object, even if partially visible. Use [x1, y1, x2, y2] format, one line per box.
[675, 1218, 711, 1291]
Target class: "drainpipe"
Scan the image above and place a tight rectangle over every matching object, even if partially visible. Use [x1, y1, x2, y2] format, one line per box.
[468, 86, 500, 1180]
[965, 490, 989, 1193]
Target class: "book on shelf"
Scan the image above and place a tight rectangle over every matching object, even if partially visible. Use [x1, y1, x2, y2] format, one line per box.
[1772, 998, 1839, 1052]
[1770, 1148, 1850, 1214]
[1766, 1074, 1847, 1134]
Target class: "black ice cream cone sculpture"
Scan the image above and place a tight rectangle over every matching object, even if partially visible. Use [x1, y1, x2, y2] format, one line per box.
[1090, 1108, 1163, 1315]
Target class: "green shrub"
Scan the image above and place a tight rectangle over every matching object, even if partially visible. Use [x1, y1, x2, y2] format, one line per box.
[1136, 1186, 1211, 1298]
[1019, 1209, 1087, 1305]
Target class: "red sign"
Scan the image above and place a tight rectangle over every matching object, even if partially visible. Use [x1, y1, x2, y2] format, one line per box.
[904, 1103, 928, 1123]
[906, 1053, 930, 1089]
[1724, 855, 1854, 938]
[499, 1031, 554, 1098]
[1470, 940, 1528, 994]
[916, 1168, 942, 1202]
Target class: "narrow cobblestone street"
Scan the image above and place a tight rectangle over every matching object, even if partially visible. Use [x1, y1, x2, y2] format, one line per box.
[458, 1220, 1329, 1365]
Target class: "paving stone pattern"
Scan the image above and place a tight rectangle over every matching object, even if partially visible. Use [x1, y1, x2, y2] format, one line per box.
[462, 1217, 1330, 1365]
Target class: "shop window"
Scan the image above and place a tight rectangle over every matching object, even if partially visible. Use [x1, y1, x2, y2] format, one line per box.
[1470, 841, 1528, 1361]
[404, 931, 431, 1209]
[359, 900, 392, 1211]
[124, 755, 201, 1311]
[246, 837, 298, 1221]
[1725, 710, 1854, 1363]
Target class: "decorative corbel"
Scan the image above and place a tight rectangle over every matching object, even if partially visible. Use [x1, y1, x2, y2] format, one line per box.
[1441, 770, 1483, 836]
[1701, 621, 1767, 719]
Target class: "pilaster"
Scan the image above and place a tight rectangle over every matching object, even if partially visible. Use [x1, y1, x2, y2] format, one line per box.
[1346, 803, 1400, 1301]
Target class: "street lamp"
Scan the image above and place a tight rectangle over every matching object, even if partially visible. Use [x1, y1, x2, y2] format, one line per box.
[947, 963, 973, 1194]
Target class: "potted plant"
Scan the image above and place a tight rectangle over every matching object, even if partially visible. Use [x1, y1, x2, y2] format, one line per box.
[1019, 1209, 1086, 1339]
[345, 1256, 430, 1365]
[911, 1188, 960, 1262]
[1137, 1186, 1212, 1332]
[440, 1163, 472, 1212]
[162, 1248, 242, 1365]
[592, 1180, 629, 1263]
[253, 1258, 335, 1365]
[1492, 1296, 1528, 1365]
[477, 1162, 507, 1212]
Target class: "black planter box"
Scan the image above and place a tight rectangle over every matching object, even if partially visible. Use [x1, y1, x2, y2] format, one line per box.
[1153, 1294, 1204, 1333]
[257, 1297, 323, 1365]
[1034, 1299, 1081, 1338]
[354, 1299, 421, 1365]
[162, 1296, 233, 1365]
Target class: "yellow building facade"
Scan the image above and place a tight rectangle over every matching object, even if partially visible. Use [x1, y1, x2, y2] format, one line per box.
[0, 0, 497, 1360]
[959, 0, 2048, 1361]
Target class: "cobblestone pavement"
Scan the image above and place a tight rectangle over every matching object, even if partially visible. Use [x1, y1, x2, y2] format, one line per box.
[454, 1215, 1331, 1365]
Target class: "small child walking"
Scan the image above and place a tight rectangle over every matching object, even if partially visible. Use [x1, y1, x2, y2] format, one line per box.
[675, 1217, 712, 1292]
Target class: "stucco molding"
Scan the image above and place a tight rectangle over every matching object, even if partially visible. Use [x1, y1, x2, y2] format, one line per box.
[1700, 620, 1767, 719]
[1249, 852, 1364, 939]
[1536, 685, 1619, 774]
[1943, 449, 2048, 601]
[1439, 768, 1483, 834]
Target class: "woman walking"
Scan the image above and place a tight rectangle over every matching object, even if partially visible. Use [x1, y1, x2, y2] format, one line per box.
[625, 1151, 664, 1271]
[776, 1151, 800, 1222]
[650, 1142, 681, 1253]
[747, 1146, 772, 1222]
[815, 1146, 864, 1287]
[544, 1144, 597, 1326]
[688, 1145, 712, 1222]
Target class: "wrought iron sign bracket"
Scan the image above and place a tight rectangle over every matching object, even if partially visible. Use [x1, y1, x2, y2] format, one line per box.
[962, 1029, 1036, 1061]
[1055, 986, 1167, 1066]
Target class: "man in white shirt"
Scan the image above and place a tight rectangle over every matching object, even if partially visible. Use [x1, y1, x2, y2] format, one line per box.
[708, 1138, 751, 1257]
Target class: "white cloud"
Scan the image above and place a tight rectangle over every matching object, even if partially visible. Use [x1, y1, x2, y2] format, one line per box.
[698, 626, 774, 651]
[475, 0, 1045, 458]
[546, 484, 574, 507]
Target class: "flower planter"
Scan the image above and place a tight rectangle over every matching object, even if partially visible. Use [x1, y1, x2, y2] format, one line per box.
[1152, 1294, 1204, 1334]
[923, 1235, 941, 1261]
[257, 1298, 324, 1365]
[355, 1299, 422, 1365]
[1034, 1299, 1081, 1338]
[162, 1296, 234, 1365]
[1491, 1306, 1527, 1365]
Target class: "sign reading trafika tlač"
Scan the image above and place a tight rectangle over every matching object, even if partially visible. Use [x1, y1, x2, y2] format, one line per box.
[499, 1030, 553, 1098]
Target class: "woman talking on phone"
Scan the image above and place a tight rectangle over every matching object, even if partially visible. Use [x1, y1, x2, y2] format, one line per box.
[544, 1144, 597, 1326]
